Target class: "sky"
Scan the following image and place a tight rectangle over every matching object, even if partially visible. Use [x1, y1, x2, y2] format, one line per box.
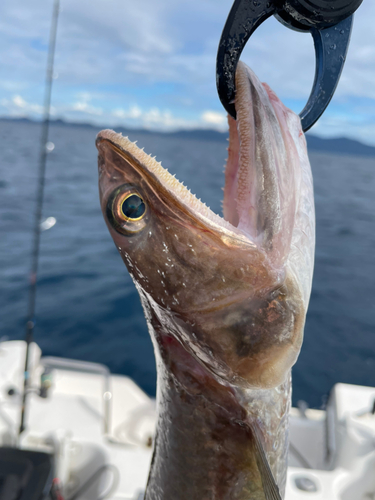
[1, 0, 375, 145]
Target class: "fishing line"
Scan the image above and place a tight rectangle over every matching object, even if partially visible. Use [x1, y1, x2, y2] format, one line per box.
[19, 0, 60, 435]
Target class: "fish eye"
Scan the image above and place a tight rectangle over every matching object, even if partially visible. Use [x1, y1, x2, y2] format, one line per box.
[106, 184, 148, 235]
[120, 193, 146, 221]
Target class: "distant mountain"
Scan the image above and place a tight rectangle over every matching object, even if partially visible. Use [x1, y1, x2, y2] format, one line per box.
[156, 128, 375, 158]
[1, 116, 374, 157]
[305, 135, 375, 158]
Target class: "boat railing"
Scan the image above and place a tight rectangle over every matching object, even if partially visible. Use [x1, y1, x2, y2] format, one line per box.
[40, 356, 111, 435]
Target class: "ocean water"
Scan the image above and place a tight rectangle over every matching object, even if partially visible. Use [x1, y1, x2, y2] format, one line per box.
[1, 120, 374, 408]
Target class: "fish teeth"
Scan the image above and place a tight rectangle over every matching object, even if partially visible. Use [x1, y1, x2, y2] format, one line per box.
[103, 129, 243, 238]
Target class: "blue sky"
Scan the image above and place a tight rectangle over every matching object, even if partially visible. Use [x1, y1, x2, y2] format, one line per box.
[1, 0, 375, 144]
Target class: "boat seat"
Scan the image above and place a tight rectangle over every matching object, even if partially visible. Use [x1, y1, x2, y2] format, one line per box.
[0, 447, 53, 500]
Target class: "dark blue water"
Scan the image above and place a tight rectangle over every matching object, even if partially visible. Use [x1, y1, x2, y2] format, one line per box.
[1, 120, 374, 408]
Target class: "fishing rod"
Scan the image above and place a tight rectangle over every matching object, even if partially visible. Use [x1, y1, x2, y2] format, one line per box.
[19, 0, 60, 436]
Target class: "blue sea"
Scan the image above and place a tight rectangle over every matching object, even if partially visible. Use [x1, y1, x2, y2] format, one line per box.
[1, 119, 374, 408]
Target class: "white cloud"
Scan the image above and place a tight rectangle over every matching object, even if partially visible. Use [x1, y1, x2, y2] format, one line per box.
[202, 110, 227, 128]
[112, 106, 228, 131]
[1, 0, 375, 93]
[71, 92, 102, 116]
[112, 105, 142, 120]
[0, 0, 374, 143]
[72, 101, 102, 115]
[0, 95, 44, 116]
[0, 92, 104, 119]
[0, 93, 229, 133]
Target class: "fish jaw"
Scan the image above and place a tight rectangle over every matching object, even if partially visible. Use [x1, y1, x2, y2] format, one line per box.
[225, 62, 315, 304]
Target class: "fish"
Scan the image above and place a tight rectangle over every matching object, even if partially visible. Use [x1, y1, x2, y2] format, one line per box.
[96, 61, 315, 500]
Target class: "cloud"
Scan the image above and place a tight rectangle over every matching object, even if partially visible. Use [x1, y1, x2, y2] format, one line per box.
[71, 92, 102, 116]
[0, 0, 374, 143]
[201, 110, 226, 127]
[0, 92, 228, 133]
[110, 106, 227, 131]
[112, 105, 142, 120]
[0, 92, 104, 119]
[0, 95, 44, 116]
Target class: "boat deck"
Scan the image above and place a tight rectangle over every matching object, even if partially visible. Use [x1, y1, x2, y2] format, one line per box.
[1, 340, 375, 499]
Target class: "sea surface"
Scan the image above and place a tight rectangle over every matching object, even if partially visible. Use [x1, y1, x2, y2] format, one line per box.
[1, 120, 374, 408]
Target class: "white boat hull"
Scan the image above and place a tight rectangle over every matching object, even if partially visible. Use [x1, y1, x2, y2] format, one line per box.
[1, 340, 374, 499]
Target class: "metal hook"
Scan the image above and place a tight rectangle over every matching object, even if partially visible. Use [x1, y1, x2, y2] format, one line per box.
[216, 0, 360, 131]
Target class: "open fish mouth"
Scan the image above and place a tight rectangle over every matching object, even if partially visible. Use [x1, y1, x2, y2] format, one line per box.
[97, 62, 306, 264]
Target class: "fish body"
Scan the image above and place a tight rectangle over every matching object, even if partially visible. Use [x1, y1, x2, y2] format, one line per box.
[96, 62, 315, 499]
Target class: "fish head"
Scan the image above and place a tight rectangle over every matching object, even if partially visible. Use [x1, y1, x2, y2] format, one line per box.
[96, 62, 314, 391]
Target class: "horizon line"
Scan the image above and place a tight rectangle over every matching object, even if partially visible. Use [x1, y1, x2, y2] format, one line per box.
[1, 115, 375, 153]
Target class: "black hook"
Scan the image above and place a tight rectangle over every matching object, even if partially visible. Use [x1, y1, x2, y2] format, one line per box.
[216, 0, 363, 132]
